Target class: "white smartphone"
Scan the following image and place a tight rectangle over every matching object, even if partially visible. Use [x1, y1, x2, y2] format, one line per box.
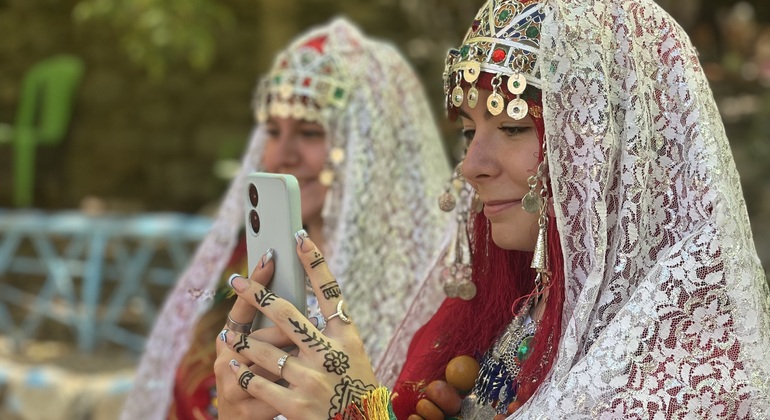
[244, 172, 307, 329]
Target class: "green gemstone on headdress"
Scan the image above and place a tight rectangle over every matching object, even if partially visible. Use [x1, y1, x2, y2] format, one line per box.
[526, 26, 540, 39]
[460, 45, 470, 59]
[513, 80, 520, 88]
[499, 9, 512, 20]
[274, 75, 281, 83]
[333, 87, 345, 99]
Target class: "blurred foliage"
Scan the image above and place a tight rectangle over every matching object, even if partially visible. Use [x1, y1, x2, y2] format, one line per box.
[72, 0, 234, 79]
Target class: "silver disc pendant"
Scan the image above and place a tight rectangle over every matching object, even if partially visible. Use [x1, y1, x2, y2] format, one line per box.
[487, 92, 504, 116]
[444, 282, 459, 298]
[507, 73, 527, 95]
[464, 62, 481, 83]
[522, 192, 542, 214]
[457, 280, 477, 300]
[451, 85, 464, 108]
[507, 98, 529, 120]
[467, 86, 479, 109]
[438, 192, 457, 212]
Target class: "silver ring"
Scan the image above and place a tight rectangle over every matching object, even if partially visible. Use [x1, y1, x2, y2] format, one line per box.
[325, 300, 351, 324]
[310, 314, 327, 332]
[225, 315, 252, 334]
[277, 354, 290, 380]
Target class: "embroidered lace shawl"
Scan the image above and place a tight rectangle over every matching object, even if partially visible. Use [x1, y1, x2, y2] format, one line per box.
[376, 0, 770, 418]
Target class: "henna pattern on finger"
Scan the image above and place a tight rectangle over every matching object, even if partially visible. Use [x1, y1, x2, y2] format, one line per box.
[289, 318, 332, 352]
[238, 371, 256, 390]
[320, 281, 341, 300]
[310, 250, 325, 269]
[328, 376, 377, 418]
[323, 350, 350, 375]
[233, 334, 250, 353]
[255, 288, 277, 307]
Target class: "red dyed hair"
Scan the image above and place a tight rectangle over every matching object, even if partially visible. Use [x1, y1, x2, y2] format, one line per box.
[393, 80, 565, 415]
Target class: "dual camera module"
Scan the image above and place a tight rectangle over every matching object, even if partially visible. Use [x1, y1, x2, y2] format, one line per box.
[248, 183, 260, 235]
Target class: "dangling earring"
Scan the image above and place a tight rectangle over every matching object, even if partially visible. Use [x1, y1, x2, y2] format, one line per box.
[523, 144, 550, 296]
[319, 146, 345, 187]
[438, 161, 480, 301]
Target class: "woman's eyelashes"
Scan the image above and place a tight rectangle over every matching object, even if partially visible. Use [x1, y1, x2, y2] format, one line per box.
[499, 125, 532, 137]
[461, 125, 531, 146]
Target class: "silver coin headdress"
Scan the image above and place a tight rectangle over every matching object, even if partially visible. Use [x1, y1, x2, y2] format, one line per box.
[444, 0, 545, 120]
[254, 36, 352, 125]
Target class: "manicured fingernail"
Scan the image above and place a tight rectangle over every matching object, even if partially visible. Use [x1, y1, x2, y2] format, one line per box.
[228, 274, 248, 292]
[219, 329, 229, 343]
[229, 359, 240, 371]
[260, 248, 274, 268]
[294, 229, 312, 253]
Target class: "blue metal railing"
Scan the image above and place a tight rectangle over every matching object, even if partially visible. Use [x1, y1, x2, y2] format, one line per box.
[0, 209, 212, 353]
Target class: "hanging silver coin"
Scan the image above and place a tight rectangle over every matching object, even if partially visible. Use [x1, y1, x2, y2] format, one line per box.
[451, 85, 464, 108]
[506, 98, 529, 120]
[467, 86, 479, 109]
[457, 280, 477, 300]
[507, 73, 527, 95]
[464, 62, 481, 83]
[522, 191, 542, 214]
[438, 192, 457, 212]
[487, 92, 505, 116]
[444, 281, 459, 298]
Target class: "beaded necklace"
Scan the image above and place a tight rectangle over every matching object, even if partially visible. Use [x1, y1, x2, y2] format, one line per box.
[460, 299, 537, 418]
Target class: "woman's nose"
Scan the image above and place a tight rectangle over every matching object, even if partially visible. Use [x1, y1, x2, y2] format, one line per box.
[461, 132, 494, 183]
[275, 135, 301, 165]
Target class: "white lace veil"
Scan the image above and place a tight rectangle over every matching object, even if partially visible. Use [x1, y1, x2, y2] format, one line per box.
[378, 0, 770, 416]
[121, 17, 451, 419]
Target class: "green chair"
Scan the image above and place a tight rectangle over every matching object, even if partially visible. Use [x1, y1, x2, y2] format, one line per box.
[0, 54, 85, 207]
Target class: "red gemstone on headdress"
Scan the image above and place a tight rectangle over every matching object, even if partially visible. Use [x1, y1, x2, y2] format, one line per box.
[492, 48, 506, 63]
[472, 19, 480, 31]
[302, 77, 311, 87]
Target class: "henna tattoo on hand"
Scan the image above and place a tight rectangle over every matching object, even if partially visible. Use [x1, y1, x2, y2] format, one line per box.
[255, 288, 277, 307]
[238, 370, 255, 390]
[233, 334, 250, 353]
[328, 376, 377, 418]
[320, 281, 342, 300]
[323, 350, 350, 375]
[310, 250, 325, 269]
[289, 318, 332, 352]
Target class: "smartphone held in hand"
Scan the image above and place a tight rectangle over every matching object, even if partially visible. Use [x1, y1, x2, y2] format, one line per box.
[244, 172, 307, 329]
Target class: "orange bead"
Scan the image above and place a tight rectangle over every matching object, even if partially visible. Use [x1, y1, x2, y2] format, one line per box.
[506, 400, 523, 414]
[407, 415, 425, 420]
[445, 355, 480, 393]
[493, 415, 508, 420]
[425, 380, 462, 415]
[416, 398, 445, 420]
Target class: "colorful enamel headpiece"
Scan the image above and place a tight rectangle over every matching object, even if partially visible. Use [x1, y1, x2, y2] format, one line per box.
[444, 0, 545, 120]
[255, 36, 352, 124]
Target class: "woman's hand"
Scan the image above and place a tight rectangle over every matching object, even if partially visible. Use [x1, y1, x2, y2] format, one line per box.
[214, 252, 289, 419]
[218, 230, 378, 419]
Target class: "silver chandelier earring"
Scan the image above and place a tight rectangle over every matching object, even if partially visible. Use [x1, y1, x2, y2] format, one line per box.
[438, 161, 480, 300]
[522, 143, 550, 294]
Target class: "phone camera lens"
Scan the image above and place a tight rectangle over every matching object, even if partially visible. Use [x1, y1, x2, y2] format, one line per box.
[248, 183, 259, 207]
[249, 209, 260, 234]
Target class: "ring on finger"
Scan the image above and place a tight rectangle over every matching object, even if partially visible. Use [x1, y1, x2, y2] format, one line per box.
[225, 315, 252, 334]
[326, 300, 351, 324]
[310, 314, 327, 332]
[277, 354, 291, 380]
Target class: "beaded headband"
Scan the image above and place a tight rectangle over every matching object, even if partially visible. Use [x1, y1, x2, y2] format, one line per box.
[255, 36, 352, 124]
[444, 0, 545, 120]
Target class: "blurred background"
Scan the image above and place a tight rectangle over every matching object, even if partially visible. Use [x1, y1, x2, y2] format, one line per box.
[0, 0, 768, 418]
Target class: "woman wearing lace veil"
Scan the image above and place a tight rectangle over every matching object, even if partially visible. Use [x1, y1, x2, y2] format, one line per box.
[213, 0, 770, 418]
[121, 17, 451, 419]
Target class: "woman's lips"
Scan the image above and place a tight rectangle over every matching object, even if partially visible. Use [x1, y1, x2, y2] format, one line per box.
[483, 199, 521, 218]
